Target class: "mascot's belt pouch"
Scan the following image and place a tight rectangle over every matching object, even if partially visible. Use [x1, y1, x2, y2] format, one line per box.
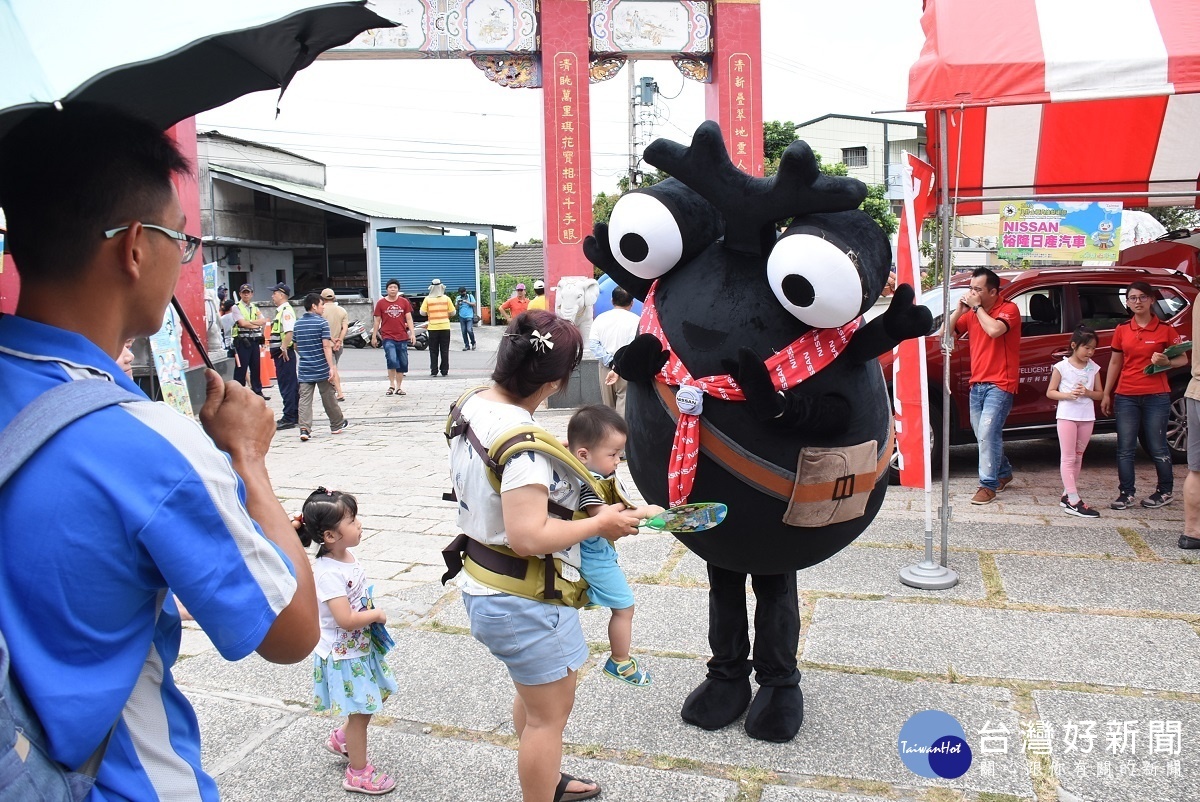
[441, 388, 631, 607]
[656, 382, 893, 527]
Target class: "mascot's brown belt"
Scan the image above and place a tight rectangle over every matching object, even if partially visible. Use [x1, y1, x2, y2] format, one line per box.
[653, 379, 893, 525]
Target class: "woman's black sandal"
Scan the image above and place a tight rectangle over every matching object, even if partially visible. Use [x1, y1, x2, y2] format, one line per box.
[553, 772, 601, 802]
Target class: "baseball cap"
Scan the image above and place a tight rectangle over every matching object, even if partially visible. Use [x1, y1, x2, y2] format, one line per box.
[430, 278, 442, 286]
[320, 288, 336, 300]
[270, 282, 291, 296]
[533, 280, 545, 290]
[515, 283, 526, 290]
[238, 283, 253, 293]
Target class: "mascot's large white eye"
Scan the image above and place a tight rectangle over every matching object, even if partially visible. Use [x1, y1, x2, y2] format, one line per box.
[607, 192, 683, 279]
[767, 234, 864, 329]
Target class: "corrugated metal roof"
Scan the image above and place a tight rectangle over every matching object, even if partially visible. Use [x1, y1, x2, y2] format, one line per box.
[492, 243, 544, 280]
[208, 165, 517, 231]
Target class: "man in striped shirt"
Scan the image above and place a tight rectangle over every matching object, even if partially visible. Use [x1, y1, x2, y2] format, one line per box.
[294, 292, 349, 441]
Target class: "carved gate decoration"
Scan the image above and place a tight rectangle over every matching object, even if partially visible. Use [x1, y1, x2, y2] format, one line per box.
[326, 0, 762, 297]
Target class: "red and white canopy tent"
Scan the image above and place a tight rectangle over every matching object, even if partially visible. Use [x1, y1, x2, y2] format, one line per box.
[908, 0, 1200, 215]
[897, 0, 1200, 582]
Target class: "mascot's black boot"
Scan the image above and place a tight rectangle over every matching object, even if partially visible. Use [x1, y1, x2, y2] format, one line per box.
[682, 565, 754, 730]
[681, 678, 752, 731]
[745, 685, 804, 743]
[684, 566, 803, 736]
[745, 571, 804, 742]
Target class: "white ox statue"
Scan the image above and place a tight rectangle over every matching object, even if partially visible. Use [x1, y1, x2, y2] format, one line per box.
[554, 275, 601, 343]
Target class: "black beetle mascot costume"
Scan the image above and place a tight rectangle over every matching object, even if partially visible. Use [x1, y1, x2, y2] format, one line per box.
[583, 121, 932, 743]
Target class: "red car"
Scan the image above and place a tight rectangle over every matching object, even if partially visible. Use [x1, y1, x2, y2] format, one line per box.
[877, 265, 1197, 470]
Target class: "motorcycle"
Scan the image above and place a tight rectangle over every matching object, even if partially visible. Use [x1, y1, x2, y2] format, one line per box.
[345, 319, 371, 349]
[412, 321, 429, 351]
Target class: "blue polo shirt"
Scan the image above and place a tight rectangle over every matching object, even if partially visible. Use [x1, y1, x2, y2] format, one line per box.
[0, 314, 298, 801]
[294, 312, 332, 383]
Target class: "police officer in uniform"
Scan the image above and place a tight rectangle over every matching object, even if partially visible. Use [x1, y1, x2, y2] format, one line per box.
[269, 282, 299, 430]
[231, 283, 269, 398]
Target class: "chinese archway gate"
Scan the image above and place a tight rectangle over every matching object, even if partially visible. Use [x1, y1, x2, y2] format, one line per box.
[326, 0, 763, 301]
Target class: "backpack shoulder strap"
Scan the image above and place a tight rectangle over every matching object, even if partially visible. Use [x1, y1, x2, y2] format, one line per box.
[0, 379, 143, 488]
[490, 428, 604, 496]
[1, 379, 144, 784]
[443, 389, 630, 511]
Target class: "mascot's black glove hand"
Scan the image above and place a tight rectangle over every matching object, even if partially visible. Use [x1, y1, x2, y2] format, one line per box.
[882, 283, 933, 343]
[736, 346, 784, 419]
[736, 346, 850, 431]
[844, 283, 934, 365]
[612, 333, 669, 383]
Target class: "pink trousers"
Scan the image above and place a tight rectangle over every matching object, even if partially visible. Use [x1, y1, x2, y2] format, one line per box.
[1057, 419, 1094, 496]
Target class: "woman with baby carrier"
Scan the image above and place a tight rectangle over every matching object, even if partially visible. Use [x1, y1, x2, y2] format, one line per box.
[442, 310, 642, 802]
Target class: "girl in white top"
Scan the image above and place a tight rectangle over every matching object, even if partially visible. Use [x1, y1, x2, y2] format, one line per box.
[1046, 326, 1103, 518]
[447, 310, 641, 802]
[297, 487, 397, 795]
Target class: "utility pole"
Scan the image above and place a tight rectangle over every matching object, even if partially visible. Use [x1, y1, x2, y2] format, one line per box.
[627, 67, 657, 189]
[628, 62, 638, 189]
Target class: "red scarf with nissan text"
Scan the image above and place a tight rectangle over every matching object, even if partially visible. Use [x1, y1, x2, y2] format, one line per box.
[639, 281, 862, 506]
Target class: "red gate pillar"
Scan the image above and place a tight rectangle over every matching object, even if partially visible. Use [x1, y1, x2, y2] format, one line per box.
[540, 0, 594, 306]
[0, 254, 19, 316]
[166, 118, 206, 368]
[705, 0, 764, 177]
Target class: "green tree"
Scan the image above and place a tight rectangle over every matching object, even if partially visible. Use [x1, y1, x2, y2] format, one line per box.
[763, 120, 798, 164]
[918, 217, 945, 290]
[861, 184, 897, 239]
[591, 170, 668, 227]
[1129, 205, 1200, 232]
[478, 238, 510, 265]
[478, 272, 523, 312]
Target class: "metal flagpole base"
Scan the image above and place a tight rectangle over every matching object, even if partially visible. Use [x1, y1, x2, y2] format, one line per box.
[899, 560, 959, 590]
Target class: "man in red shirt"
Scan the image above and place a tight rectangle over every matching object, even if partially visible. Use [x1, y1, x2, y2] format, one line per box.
[949, 267, 1022, 505]
[371, 279, 415, 396]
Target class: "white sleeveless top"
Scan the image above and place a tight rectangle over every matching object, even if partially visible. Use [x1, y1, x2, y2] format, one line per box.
[1055, 358, 1100, 421]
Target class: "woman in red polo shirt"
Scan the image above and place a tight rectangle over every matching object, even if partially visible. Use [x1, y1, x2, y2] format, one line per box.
[1100, 281, 1189, 510]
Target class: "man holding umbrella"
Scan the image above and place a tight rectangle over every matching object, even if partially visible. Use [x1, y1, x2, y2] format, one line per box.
[0, 105, 319, 801]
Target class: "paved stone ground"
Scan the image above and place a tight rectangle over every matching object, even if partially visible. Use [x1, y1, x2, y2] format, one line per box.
[179, 323, 1200, 802]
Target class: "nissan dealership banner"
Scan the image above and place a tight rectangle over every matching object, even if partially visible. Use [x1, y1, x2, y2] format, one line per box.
[998, 201, 1123, 263]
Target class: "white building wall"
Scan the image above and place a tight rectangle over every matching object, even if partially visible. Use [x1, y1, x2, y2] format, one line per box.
[796, 117, 924, 191]
[219, 249, 294, 301]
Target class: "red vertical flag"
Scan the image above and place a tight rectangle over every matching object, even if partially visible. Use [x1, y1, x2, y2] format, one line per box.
[893, 154, 936, 489]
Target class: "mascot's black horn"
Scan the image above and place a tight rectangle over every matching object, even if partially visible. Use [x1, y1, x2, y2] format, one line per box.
[643, 120, 868, 256]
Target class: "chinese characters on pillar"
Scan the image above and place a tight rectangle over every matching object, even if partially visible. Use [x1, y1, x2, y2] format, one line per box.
[552, 53, 583, 245]
[726, 52, 758, 174]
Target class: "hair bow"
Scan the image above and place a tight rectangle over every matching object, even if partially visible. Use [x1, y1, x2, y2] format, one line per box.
[530, 330, 554, 353]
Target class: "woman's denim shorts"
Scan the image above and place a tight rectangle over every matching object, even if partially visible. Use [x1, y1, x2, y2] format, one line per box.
[463, 593, 589, 686]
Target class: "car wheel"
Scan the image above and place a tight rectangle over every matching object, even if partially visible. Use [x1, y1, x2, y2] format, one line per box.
[1166, 392, 1188, 464]
[888, 400, 943, 485]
